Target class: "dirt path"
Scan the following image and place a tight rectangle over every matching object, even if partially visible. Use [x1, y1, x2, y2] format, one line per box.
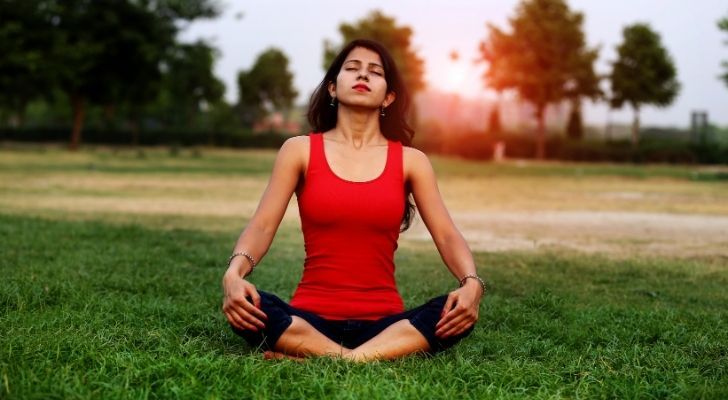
[400, 210, 728, 259]
[2, 149, 726, 260]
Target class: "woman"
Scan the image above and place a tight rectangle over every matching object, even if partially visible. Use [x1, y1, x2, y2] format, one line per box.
[222, 39, 485, 361]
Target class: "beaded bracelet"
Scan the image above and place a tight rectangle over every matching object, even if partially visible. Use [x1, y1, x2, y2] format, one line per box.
[228, 251, 257, 277]
[459, 274, 486, 295]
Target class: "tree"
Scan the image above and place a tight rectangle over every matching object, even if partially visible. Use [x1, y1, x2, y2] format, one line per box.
[0, 1, 57, 126]
[323, 10, 426, 96]
[156, 41, 225, 127]
[610, 23, 680, 146]
[565, 47, 602, 139]
[719, 15, 728, 89]
[478, 27, 515, 136]
[487, 102, 502, 134]
[3, 0, 220, 150]
[478, 0, 600, 158]
[237, 48, 297, 128]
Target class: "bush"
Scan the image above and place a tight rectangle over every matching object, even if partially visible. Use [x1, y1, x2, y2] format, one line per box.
[3, 125, 727, 164]
[410, 125, 728, 165]
[0, 126, 292, 149]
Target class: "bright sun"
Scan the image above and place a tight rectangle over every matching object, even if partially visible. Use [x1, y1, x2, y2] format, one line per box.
[444, 62, 467, 93]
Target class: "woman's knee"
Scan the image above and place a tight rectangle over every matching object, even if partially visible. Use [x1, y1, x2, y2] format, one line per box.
[230, 290, 294, 351]
[407, 295, 476, 353]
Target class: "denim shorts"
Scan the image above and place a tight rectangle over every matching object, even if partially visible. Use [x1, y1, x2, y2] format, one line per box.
[230, 290, 475, 354]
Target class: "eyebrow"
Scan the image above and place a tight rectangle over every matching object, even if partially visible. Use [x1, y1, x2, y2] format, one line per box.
[344, 59, 384, 69]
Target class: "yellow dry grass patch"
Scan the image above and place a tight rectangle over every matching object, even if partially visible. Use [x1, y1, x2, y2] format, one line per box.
[2, 146, 727, 260]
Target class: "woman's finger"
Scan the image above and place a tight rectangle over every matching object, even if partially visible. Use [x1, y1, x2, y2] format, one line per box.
[437, 294, 459, 327]
[227, 310, 258, 332]
[239, 296, 268, 322]
[440, 293, 457, 319]
[435, 308, 459, 331]
[230, 306, 264, 330]
[436, 299, 470, 329]
[248, 287, 263, 310]
[435, 312, 469, 337]
[442, 318, 475, 338]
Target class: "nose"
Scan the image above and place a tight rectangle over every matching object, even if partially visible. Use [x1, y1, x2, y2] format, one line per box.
[357, 71, 369, 81]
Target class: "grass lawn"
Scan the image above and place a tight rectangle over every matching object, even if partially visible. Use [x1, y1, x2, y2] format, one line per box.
[1, 145, 726, 399]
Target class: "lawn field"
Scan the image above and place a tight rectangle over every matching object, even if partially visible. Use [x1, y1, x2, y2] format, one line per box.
[1, 144, 726, 399]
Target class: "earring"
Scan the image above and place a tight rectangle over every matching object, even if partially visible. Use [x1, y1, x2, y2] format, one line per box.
[380, 106, 386, 117]
[330, 96, 336, 107]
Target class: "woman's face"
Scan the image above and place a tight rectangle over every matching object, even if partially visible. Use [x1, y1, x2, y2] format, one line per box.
[329, 46, 395, 110]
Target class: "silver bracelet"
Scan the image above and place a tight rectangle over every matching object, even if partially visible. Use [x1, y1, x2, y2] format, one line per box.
[228, 251, 257, 277]
[459, 274, 486, 295]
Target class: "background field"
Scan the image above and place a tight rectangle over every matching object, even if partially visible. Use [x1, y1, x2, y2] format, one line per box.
[1, 144, 726, 399]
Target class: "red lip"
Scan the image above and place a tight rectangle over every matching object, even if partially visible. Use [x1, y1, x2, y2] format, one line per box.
[353, 84, 370, 91]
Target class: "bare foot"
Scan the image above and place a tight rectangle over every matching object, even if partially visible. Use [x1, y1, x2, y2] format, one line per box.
[262, 351, 305, 362]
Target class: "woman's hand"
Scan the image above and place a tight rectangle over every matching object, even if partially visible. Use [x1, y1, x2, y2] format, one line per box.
[222, 272, 268, 332]
[435, 280, 483, 339]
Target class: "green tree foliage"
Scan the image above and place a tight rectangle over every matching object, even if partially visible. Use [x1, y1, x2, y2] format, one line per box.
[43, 0, 178, 149]
[719, 15, 728, 89]
[155, 41, 225, 127]
[0, 0, 220, 149]
[610, 23, 680, 146]
[0, 1, 56, 126]
[323, 10, 426, 95]
[237, 48, 297, 128]
[479, 0, 600, 157]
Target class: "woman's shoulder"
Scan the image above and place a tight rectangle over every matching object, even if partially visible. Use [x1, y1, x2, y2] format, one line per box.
[402, 145, 431, 168]
[283, 133, 311, 146]
[280, 133, 314, 153]
[402, 145, 434, 182]
[272, 134, 309, 169]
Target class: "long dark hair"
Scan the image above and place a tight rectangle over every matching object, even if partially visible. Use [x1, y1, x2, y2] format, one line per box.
[307, 38, 416, 232]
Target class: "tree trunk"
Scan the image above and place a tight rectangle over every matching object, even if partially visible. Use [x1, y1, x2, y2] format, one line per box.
[536, 105, 546, 160]
[488, 92, 502, 134]
[631, 105, 640, 147]
[131, 118, 140, 147]
[566, 98, 583, 140]
[69, 94, 86, 151]
[488, 104, 501, 134]
[12, 100, 27, 127]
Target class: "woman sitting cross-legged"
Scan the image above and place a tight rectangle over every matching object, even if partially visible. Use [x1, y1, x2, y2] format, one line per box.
[221, 39, 485, 361]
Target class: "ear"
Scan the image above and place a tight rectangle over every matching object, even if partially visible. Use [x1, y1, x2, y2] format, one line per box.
[383, 91, 396, 108]
[327, 81, 336, 97]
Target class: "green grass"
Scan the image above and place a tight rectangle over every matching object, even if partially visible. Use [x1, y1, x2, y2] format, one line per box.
[2, 144, 727, 180]
[2, 213, 726, 399]
[0, 146, 274, 176]
[430, 157, 728, 181]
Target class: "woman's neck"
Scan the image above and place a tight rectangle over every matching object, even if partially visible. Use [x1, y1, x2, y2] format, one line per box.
[331, 106, 385, 149]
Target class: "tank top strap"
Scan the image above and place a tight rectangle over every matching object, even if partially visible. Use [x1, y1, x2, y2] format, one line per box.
[307, 132, 326, 172]
[388, 138, 403, 183]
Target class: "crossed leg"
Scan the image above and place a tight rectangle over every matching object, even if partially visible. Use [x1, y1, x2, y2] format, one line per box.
[268, 316, 429, 362]
[269, 316, 350, 359]
[344, 319, 430, 362]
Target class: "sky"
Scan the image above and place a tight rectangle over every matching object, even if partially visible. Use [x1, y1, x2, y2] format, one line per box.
[179, 0, 728, 127]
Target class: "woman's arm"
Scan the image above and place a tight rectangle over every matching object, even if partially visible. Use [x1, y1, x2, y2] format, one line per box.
[222, 136, 306, 331]
[405, 148, 483, 338]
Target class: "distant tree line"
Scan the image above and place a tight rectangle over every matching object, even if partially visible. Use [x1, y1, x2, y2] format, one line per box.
[0, 0, 300, 150]
[479, 0, 683, 159]
[720, 14, 728, 89]
[1, 0, 726, 161]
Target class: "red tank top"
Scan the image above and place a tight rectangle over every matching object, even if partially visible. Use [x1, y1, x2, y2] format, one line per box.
[289, 132, 406, 320]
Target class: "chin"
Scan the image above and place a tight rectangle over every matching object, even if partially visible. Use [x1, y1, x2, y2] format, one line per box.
[339, 100, 378, 111]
